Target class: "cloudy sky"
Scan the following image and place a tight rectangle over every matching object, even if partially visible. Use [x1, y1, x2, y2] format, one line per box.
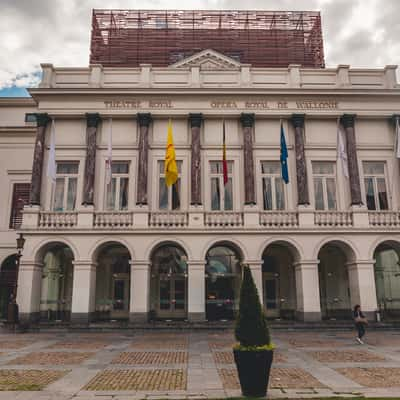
[0, 0, 399, 96]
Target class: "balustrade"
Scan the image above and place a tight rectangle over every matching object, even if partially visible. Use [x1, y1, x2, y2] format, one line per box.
[93, 211, 133, 228]
[39, 211, 78, 228]
[368, 211, 400, 227]
[149, 212, 188, 227]
[205, 211, 243, 227]
[260, 211, 298, 227]
[314, 211, 353, 227]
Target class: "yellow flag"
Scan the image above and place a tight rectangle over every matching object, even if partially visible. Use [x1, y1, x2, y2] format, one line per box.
[164, 119, 178, 187]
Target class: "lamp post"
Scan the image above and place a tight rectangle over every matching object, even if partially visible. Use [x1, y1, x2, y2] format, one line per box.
[7, 233, 25, 326]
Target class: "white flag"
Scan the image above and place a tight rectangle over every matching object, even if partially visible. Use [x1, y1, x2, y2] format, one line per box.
[47, 119, 56, 183]
[396, 117, 400, 158]
[337, 123, 349, 179]
[105, 118, 113, 186]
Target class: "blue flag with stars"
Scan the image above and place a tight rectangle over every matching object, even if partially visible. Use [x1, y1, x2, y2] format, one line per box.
[280, 122, 289, 184]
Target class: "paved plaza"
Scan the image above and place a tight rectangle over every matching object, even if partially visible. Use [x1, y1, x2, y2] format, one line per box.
[0, 329, 399, 399]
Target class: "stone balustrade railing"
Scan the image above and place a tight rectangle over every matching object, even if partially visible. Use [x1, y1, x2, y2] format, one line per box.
[204, 211, 244, 227]
[25, 209, 400, 230]
[259, 211, 299, 227]
[93, 211, 134, 228]
[39, 211, 78, 228]
[314, 211, 353, 227]
[149, 211, 188, 227]
[368, 211, 400, 227]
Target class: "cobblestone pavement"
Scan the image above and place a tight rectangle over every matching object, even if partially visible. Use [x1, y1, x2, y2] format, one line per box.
[0, 329, 399, 398]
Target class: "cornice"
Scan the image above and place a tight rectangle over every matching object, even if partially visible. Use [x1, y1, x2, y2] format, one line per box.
[0, 97, 37, 106]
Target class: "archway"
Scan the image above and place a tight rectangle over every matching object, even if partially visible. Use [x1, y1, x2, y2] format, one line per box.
[205, 243, 242, 321]
[262, 243, 297, 319]
[94, 242, 131, 320]
[39, 243, 74, 322]
[374, 241, 400, 319]
[150, 243, 188, 320]
[318, 242, 352, 319]
[0, 255, 18, 320]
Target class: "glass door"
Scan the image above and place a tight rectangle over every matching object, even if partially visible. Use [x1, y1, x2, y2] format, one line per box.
[110, 274, 130, 319]
[264, 277, 280, 318]
[157, 275, 187, 319]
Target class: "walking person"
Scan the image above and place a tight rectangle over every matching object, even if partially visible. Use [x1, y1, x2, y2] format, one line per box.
[353, 304, 368, 344]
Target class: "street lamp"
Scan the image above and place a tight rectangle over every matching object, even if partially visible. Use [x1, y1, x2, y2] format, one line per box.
[7, 233, 25, 327]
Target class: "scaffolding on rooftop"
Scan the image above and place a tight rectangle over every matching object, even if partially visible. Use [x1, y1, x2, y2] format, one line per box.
[90, 10, 325, 68]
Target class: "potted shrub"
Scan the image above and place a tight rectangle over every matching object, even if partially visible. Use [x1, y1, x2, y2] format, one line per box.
[233, 265, 274, 397]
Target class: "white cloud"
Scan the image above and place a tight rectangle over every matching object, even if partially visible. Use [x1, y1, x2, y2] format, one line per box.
[0, 0, 399, 89]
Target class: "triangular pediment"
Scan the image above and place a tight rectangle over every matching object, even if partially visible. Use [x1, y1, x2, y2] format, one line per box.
[170, 49, 243, 70]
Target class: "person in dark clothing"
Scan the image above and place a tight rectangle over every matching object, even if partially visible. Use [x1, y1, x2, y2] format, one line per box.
[353, 304, 367, 344]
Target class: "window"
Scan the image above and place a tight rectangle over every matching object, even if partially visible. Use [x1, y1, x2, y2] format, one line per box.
[9, 183, 30, 229]
[312, 162, 336, 210]
[363, 161, 389, 210]
[261, 161, 285, 210]
[158, 160, 182, 210]
[106, 162, 129, 210]
[210, 161, 233, 211]
[53, 163, 78, 211]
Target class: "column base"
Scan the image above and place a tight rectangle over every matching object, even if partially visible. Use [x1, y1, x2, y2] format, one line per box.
[188, 312, 206, 322]
[296, 311, 321, 322]
[71, 312, 95, 324]
[129, 312, 148, 323]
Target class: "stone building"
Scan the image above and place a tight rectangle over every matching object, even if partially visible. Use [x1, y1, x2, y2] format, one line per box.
[0, 10, 400, 325]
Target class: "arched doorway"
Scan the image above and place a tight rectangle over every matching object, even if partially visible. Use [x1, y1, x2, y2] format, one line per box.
[262, 244, 297, 319]
[0, 255, 18, 320]
[205, 243, 242, 321]
[150, 244, 188, 319]
[39, 244, 74, 322]
[374, 241, 400, 319]
[318, 242, 352, 319]
[95, 243, 131, 320]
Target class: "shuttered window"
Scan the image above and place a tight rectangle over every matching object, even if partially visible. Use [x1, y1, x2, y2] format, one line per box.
[9, 183, 30, 229]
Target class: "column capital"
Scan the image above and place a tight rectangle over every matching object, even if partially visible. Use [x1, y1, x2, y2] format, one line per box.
[340, 114, 356, 128]
[290, 113, 305, 128]
[391, 114, 400, 126]
[240, 113, 255, 127]
[35, 113, 50, 127]
[85, 113, 101, 128]
[189, 113, 203, 128]
[137, 113, 152, 127]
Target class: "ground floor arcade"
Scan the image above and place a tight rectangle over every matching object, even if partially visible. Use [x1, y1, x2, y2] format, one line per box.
[3, 232, 400, 323]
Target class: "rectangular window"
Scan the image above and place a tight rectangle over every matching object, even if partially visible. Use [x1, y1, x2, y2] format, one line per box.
[312, 161, 337, 211]
[209, 161, 233, 211]
[363, 161, 389, 210]
[260, 161, 285, 210]
[158, 160, 182, 210]
[9, 183, 30, 229]
[106, 162, 130, 210]
[53, 162, 78, 211]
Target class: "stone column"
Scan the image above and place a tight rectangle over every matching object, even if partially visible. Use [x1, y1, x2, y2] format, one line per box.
[17, 260, 43, 323]
[29, 113, 51, 205]
[294, 260, 321, 321]
[290, 114, 310, 205]
[240, 113, 256, 205]
[71, 261, 96, 324]
[188, 261, 206, 321]
[136, 113, 152, 205]
[82, 113, 101, 205]
[189, 113, 203, 205]
[347, 260, 378, 320]
[129, 261, 150, 323]
[247, 261, 264, 306]
[340, 114, 362, 205]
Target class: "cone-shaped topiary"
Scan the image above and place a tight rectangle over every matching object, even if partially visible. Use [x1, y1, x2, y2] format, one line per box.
[235, 265, 270, 347]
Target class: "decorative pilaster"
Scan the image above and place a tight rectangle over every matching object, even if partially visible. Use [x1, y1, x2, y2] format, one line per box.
[340, 114, 362, 205]
[136, 113, 152, 205]
[294, 260, 321, 321]
[188, 260, 206, 321]
[29, 113, 50, 205]
[240, 113, 256, 205]
[189, 113, 203, 205]
[71, 261, 97, 324]
[129, 261, 150, 323]
[82, 113, 101, 206]
[290, 114, 310, 205]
